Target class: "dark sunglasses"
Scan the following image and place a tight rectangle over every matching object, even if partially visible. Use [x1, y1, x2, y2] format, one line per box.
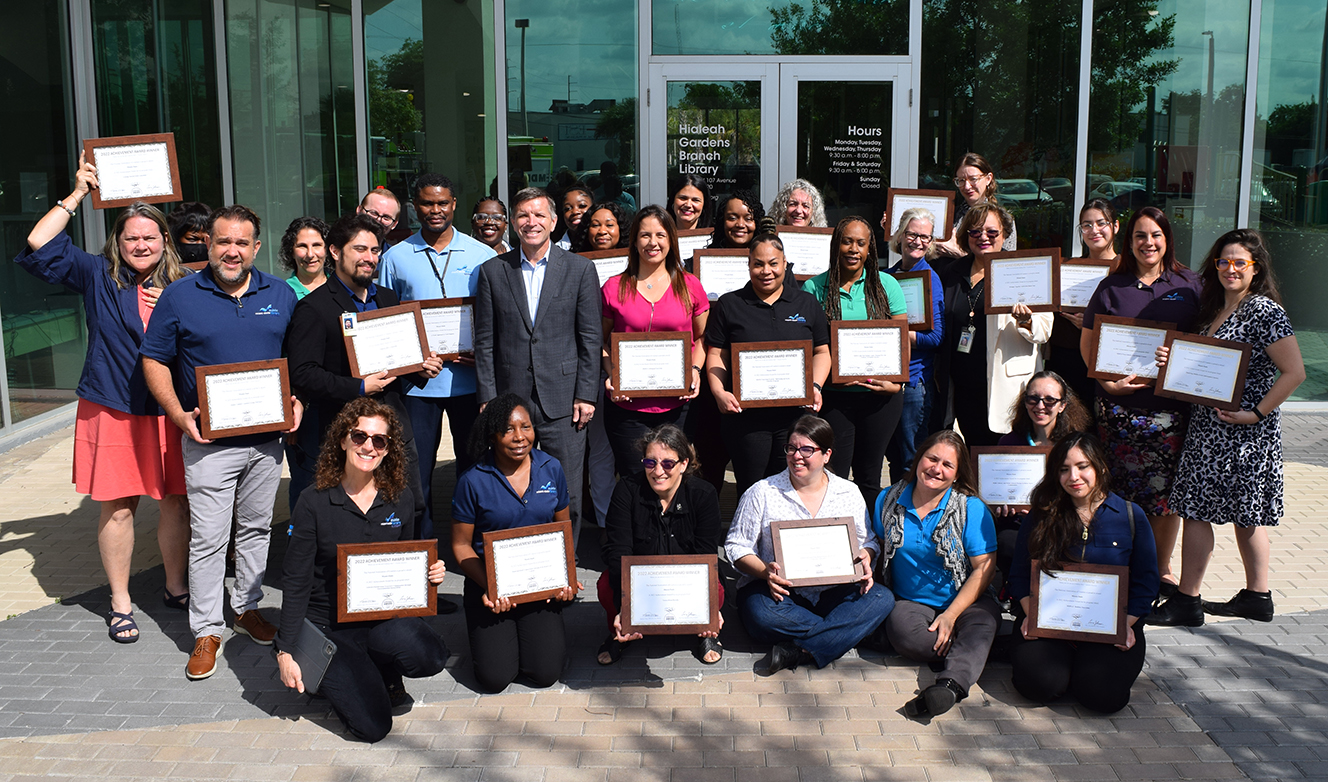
[641, 457, 681, 472]
[349, 429, 391, 450]
[1023, 395, 1063, 408]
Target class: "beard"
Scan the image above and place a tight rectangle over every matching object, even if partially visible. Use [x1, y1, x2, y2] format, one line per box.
[210, 259, 252, 286]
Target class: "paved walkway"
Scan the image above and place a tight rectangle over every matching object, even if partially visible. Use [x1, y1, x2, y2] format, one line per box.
[1, 417, 1327, 780]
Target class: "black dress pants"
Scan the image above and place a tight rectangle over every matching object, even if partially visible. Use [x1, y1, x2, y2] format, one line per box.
[603, 399, 688, 478]
[720, 407, 802, 497]
[463, 578, 567, 693]
[820, 388, 904, 503]
[1009, 617, 1147, 714]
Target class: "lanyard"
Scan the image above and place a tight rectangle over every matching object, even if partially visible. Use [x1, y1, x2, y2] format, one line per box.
[424, 246, 453, 293]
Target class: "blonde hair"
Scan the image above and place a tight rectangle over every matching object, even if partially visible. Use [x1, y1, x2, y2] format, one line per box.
[103, 202, 186, 290]
[887, 207, 939, 257]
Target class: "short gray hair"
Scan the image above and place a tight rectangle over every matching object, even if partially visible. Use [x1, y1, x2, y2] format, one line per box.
[886, 207, 938, 257]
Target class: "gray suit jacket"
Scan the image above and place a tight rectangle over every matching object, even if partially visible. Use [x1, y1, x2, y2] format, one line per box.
[474, 244, 602, 419]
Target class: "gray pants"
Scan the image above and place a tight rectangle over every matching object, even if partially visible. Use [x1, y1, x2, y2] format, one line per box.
[885, 596, 1001, 692]
[182, 436, 284, 639]
[528, 397, 587, 554]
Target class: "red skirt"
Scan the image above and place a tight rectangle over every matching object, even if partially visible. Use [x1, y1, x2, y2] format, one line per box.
[73, 399, 187, 501]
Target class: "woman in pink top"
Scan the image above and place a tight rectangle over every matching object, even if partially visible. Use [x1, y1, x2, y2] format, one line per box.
[601, 205, 710, 476]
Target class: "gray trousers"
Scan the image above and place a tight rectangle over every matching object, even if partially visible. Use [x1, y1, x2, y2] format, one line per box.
[529, 398, 587, 554]
[885, 596, 1001, 692]
[182, 436, 283, 639]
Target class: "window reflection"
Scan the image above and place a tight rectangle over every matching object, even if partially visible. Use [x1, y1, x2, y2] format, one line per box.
[653, 0, 907, 57]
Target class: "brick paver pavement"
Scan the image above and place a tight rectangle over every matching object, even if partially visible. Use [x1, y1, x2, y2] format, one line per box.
[0, 416, 1326, 780]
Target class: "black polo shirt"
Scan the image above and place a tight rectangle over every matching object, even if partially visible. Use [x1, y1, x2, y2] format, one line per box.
[704, 281, 831, 351]
[277, 484, 419, 649]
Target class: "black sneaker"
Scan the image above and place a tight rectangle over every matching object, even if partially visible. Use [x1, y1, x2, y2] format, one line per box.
[1203, 589, 1274, 622]
[1145, 592, 1204, 627]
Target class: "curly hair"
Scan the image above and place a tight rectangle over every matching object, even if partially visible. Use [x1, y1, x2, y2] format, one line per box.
[412, 173, 456, 201]
[313, 397, 408, 502]
[709, 190, 765, 249]
[819, 216, 892, 322]
[907, 430, 980, 497]
[636, 423, 699, 476]
[277, 216, 329, 274]
[468, 393, 534, 463]
[886, 206, 939, 258]
[166, 202, 212, 245]
[956, 201, 1014, 255]
[667, 174, 714, 229]
[1026, 432, 1114, 574]
[1195, 228, 1282, 330]
[103, 202, 187, 290]
[770, 179, 827, 227]
[1006, 371, 1092, 444]
[571, 201, 631, 253]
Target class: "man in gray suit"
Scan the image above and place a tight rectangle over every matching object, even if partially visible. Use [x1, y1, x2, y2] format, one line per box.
[474, 187, 602, 549]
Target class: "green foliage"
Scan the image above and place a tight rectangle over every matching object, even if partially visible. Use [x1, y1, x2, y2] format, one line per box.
[368, 40, 424, 146]
[769, 0, 909, 55]
[597, 98, 638, 171]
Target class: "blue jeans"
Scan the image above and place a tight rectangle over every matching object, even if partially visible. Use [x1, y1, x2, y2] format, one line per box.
[738, 581, 895, 668]
[886, 377, 935, 484]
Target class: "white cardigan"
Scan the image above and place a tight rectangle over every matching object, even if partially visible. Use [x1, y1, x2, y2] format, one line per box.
[985, 312, 1053, 433]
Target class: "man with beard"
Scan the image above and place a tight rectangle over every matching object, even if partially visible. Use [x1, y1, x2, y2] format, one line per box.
[142, 205, 302, 680]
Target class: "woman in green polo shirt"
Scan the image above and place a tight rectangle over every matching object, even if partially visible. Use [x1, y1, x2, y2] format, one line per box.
[803, 216, 908, 503]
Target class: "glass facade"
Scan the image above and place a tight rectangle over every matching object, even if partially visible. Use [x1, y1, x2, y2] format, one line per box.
[652, 0, 908, 57]
[666, 81, 762, 199]
[795, 80, 893, 229]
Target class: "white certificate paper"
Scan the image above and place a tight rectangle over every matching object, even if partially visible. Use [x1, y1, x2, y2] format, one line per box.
[1036, 569, 1122, 636]
[678, 233, 712, 264]
[990, 256, 1054, 308]
[976, 453, 1047, 506]
[738, 348, 806, 401]
[778, 232, 832, 277]
[1059, 264, 1109, 309]
[697, 257, 750, 301]
[888, 195, 950, 237]
[421, 304, 473, 355]
[489, 530, 570, 599]
[777, 525, 857, 581]
[350, 312, 425, 375]
[898, 276, 928, 325]
[836, 327, 903, 377]
[628, 564, 711, 626]
[593, 256, 629, 287]
[1161, 340, 1243, 402]
[203, 367, 286, 431]
[1095, 323, 1167, 379]
[617, 339, 686, 392]
[345, 550, 430, 614]
[92, 142, 176, 202]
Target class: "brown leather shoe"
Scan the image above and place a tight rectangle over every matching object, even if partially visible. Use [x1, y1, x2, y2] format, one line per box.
[233, 610, 276, 645]
[186, 635, 223, 680]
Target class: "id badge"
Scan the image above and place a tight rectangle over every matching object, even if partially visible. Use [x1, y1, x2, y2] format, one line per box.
[957, 325, 975, 354]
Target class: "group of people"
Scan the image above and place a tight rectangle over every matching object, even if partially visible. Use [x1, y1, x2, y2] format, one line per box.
[16, 148, 1301, 742]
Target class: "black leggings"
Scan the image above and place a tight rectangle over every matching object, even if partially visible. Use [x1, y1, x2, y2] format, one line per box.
[1009, 618, 1147, 713]
[320, 618, 449, 742]
[463, 578, 567, 693]
[820, 388, 904, 503]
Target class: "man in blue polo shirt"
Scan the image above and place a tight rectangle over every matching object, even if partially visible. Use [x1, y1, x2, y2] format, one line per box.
[378, 173, 496, 539]
[142, 204, 301, 681]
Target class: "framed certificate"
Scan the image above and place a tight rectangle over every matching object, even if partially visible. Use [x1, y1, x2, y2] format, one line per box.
[620, 554, 720, 636]
[419, 297, 474, 361]
[984, 249, 1059, 314]
[336, 540, 437, 623]
[776, 226, 834, 279]
[677, 228, 713, 265]
[482, 520, 576, 605]
[885, 188, 956, 241]
[195, 358, 293, 440]
[1155, 332, 1252, 411]
[770, 517, 863, 588]
[970, 446, 1052, 510]
[342, 301, 430, 379]
[83, 133, 182, 209]
[893, 270, 934, 331]
[692, 248, 750, 301]
[611, 331, 690, 398]
[1058, 258, 1114, 312]
[1027, 561, 1129, 645]
[1087, 315, 1175, 382]
[580, 248, 630, 287]
[731, 340, 813, 408]
[830, 319, 910, 383]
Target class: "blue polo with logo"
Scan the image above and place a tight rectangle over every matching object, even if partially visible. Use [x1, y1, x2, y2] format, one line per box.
[451, 448, 569, 556]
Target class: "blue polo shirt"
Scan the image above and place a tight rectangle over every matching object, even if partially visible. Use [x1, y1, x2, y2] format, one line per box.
[451, 448, 569, 556]
[378, 230, 495, 397]
[141, 266, 296, 442]
[876, 485, 996, 610]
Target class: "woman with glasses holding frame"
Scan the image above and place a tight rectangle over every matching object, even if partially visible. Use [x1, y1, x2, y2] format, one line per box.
[935, 153, 1018, 257]
[1147, 229, 1304, 627]
[598, 425, 724, 665]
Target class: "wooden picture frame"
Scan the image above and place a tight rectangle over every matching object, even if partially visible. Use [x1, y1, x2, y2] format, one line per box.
[1057, 257, 1115, 313]
[620, 554, 720, 636]
[610, 330, 690, 398]
[83, 133, 183, 209]
[830, 318, 910, 383]
[195, 358, 293, 440]
[1086, 315, 1175, 383]
[676, 228, 713, 265]
[1026, 560, 1129, 645]
[892, 270, 934, 332]
[181, 260, 208, 272]
[983, 248, 1060, 314]
[336, 539, 438, 623]
[969, 445, 1053, 511]
[418, 297, 475, 361]
[730, 340, 814, 408]
[885, 188, 956, 241]
[692, 248, 750, 300]
[770, 517, 863, 588]
[342, 301, 430, 379]
[775, 225, 835, 280]
[1154, 332, 1253, 412]
[579, 248, 631, 287]
[482, 520, 576, 606]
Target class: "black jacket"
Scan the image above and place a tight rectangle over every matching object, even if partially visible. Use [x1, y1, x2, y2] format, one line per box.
[601, 473, 722, 603]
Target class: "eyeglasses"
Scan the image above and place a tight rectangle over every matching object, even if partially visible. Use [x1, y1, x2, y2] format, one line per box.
[472, 214, 506, 225]
[968, 229, 1002, 240]
[1215, 257, 1256, 271]
[904, 231, 933, 245]
[784, 444, 824, 458]
[1079, 219, 1111, 233]
[641, 457, 681, 472]
[362, 207, 397, 227]
[349, 429, 391, 451]
[1023, 395, 1064, 409]
[954, 174, 989, 187]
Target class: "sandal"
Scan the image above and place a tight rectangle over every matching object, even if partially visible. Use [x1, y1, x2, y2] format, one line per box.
[597, 636, 628, 665]
[163, 588, 189, 611]
[108, 611, 140, 644]
[695, 636, 724, 665]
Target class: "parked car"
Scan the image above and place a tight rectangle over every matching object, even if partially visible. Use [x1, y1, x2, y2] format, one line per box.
[1040, 177, 1073, 202]
[1089, 181, 1145, 201]
[995, 179, 1054, 207]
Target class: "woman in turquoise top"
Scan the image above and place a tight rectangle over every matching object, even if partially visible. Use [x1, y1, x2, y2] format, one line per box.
[803, 216, 908, 503]
[279, 216, 329, 300]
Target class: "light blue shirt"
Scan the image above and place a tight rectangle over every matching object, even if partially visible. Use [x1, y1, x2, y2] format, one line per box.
[378, 229, 495, 397]
[520, 246, 550, 322]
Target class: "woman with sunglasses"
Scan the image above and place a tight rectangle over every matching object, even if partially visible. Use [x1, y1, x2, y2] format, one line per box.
[935, 153, 1018, 257]
[598, 425, 723, 665]
[725, 415, 892, 673]
[276, 397, 449, 743]
[451, 393, 582, 692]
[1147, 229, 1304, 627]
[939, 202, 1052, 446]
[470, 197, 511, 255]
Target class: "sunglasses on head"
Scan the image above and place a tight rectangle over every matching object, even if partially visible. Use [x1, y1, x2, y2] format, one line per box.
[349, 429, 391, 450]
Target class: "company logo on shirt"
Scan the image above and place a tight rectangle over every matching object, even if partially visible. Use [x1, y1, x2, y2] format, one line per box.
[535, 481, 558, 495]
[785, 313, 807, 323]
[382, 512, 402, 528]
[256, 304, 281, 315]
[1160, 291, 1186, 301]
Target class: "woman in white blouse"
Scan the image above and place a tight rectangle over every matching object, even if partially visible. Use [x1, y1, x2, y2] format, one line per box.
[725, 415, 895, 672]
